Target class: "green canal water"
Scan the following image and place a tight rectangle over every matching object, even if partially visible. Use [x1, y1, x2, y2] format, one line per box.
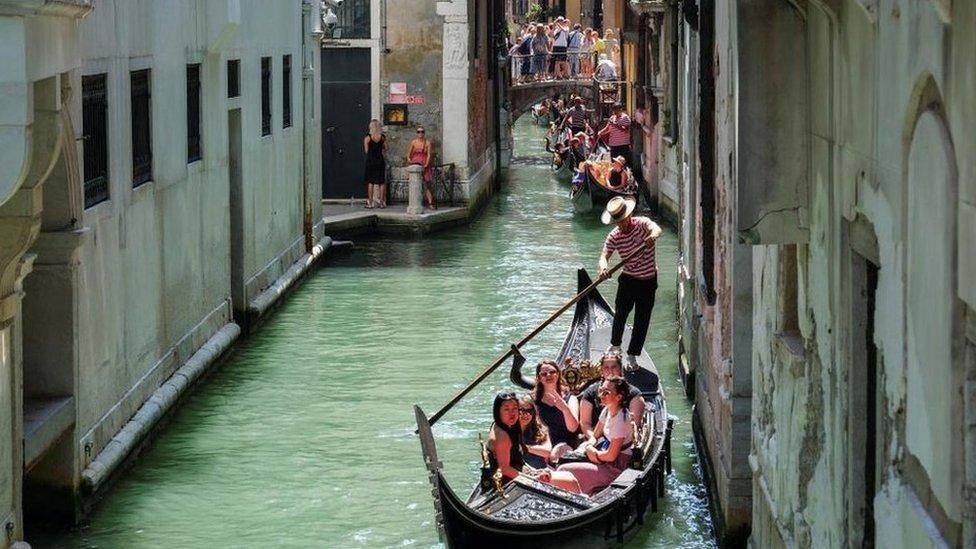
[40, 117, 714, 548]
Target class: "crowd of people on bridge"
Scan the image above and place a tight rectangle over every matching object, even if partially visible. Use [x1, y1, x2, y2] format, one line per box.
[508, 17, 620, 84]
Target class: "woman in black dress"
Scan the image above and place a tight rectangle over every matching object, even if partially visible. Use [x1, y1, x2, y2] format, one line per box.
[363, 119, 387, 208]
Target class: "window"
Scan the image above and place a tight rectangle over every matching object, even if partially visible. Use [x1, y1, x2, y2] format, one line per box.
[130, 69, 153, 187]
[282, 55, 292, 128]
[333, 0, 370, 39]
[83, 73, 109, 208]
[186, 64, 202, 162]
[227, 59, 240, 98]
[261, 57, 272, 136]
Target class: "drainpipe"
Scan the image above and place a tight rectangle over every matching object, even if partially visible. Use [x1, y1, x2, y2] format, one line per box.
[301, 0, 324, 252]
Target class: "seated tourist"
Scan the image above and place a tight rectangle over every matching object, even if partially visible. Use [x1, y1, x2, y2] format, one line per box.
[607, 156, 629, 191]
[533, 360, 581, 461]
[557, 376, 634, 494]
[569, 135, 588, 162]
[518, 395, 551, 469]
[578, 353, 645, 440]
[488, 391, 582, 493]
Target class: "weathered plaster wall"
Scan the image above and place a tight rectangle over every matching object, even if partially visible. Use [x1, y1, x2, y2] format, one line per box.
[748, 0, 976, 547]
[383, 0, 443, 162]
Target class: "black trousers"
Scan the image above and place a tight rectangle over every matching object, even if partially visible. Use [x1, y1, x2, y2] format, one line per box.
[609, 144, 631, 164]
[611, 274, 658, 356]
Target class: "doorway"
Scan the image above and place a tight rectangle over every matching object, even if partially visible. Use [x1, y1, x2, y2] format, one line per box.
[228, 108, 244, 318]
[849, 247, 879, 548]
[320, 48, 371, 199]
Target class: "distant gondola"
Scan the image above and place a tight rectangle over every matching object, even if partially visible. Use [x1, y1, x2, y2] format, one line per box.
[572, 161, 636, 213]
[415, 269, 673, 548]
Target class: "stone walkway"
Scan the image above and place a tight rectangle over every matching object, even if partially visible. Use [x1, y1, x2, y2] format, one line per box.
[322, 202, 468, 237]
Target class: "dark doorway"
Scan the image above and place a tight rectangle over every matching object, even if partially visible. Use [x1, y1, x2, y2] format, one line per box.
[850, 249, 879, 548]
[321, 47, 371, 199]
[228, 108, 244, 318]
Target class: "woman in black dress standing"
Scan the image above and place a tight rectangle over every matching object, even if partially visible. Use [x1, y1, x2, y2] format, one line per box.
[363, 119, 386, 208]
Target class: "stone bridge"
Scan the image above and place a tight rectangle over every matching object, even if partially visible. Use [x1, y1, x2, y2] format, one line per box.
[506, 78, 604, 122]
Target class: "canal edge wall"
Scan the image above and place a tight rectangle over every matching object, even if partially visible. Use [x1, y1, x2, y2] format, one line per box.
[64, 233, 338, 521]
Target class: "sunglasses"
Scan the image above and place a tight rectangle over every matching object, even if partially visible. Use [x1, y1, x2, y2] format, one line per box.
[540, 370, 559, 377]
[416, 130, 425, 134]
[598, 388, 616, 397]
[519, 407, 535, 415]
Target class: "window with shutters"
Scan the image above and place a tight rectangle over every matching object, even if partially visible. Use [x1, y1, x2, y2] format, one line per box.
[130, 69, 153, 187]
[83, 73, 109, 208]
[187, 64, 202, 162]
[261, 57, 272, 136]
[282, 55, 292, 128]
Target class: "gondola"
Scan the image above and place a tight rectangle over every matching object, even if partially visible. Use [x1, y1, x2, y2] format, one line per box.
[570, 176, 593, 213]
[531, 103, 551, 126]
[545, 136, 580, 185]
[415, 269, 673, 548]
[583, 161, 637, 205]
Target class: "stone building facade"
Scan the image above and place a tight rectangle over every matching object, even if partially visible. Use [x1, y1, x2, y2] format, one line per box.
[321, 0, 500, 209]
[640, 0, 976, 546]
[0, 1, 325, 545]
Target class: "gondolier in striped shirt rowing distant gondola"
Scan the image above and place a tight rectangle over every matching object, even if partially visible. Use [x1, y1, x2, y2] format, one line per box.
[597, 196, 663, 371]
[598, 103, 631, 164]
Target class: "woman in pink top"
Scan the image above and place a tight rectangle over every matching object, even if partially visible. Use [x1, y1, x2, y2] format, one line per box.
[407, 126, 435, 209]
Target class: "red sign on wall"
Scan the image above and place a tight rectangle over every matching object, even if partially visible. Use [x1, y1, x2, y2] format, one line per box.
[388, 94, 425, 105]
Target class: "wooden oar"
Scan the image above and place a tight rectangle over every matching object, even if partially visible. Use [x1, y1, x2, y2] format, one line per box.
[425, 240, 649, 427]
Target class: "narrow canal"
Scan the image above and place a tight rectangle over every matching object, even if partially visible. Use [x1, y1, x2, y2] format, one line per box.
[42, 116, 713, 548]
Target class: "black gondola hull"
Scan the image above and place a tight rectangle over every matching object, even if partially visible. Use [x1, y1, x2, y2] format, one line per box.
[417, 269, 671, 547]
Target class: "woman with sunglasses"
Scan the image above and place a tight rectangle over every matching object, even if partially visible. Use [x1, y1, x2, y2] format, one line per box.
[488, 392, 581, 493]
[557, 376, 634, 494]
[407, 126, 435, 209]
[533, 360, 581, 462]
[518, 395, 551, 469]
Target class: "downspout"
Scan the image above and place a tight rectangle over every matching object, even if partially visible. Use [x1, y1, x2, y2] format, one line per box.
[301, 0, 324, 252]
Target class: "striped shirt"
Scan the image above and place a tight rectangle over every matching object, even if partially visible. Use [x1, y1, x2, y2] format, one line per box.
[603, 114, 631, 146]
[602, 216, 657, 279]
[566, 107, 587, 130]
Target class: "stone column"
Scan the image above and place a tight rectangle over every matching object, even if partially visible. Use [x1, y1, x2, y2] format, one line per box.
[406, 164, 424, 215]
[435, 0, 469, 172]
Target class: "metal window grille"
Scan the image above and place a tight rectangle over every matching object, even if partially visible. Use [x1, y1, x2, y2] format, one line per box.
[261, 57, 272, 136]
[83, 73, 109, 208]
[187, 64, 202, 162]
[227, 59, 240, 98]
[130, 69, 153, 187]
[282, 55, 292, 128]
[332, 0, 370, 39]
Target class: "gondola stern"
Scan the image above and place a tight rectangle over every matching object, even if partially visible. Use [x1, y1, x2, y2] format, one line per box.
[414, 405, 448, 541]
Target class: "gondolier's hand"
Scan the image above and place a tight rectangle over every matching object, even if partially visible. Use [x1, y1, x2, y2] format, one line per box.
[598, 267, 611, 280]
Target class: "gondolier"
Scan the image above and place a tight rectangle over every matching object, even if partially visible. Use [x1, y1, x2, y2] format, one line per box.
[598, 196, 662, 370]
[598, 103, 631, 164]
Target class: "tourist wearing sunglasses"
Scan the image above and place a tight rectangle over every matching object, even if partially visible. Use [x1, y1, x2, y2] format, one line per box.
[557, 377, 634, 494]
[533, 360, 581, 462]
[406, 126, 435, 209]
[518, 395, 551, 469]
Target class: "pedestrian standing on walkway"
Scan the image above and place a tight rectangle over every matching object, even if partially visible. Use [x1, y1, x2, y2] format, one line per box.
[552, 17, 570, 79]
[567, 23, 583, 78]
[580, 28, 595, 78]
[531, 24, 549, 81]
[597, 196, 662, 370]
[363, 119, 387, 208]
[598, 103, 631, 163]
[407, 126, 435, 210]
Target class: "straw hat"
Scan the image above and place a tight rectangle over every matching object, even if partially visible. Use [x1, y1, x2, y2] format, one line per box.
[601, 196, 637, 224]
[612, 155, 626, 165]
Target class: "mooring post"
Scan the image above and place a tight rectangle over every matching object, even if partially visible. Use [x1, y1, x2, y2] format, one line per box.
[407, 164, 424, 215]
